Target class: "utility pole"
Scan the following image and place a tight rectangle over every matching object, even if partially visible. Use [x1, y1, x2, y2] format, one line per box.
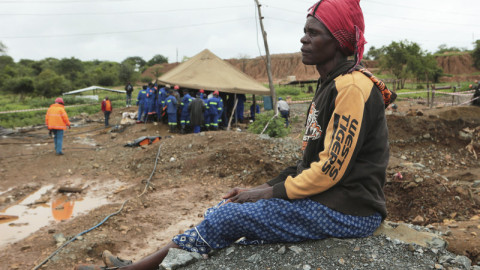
[254, 0, 277, 114]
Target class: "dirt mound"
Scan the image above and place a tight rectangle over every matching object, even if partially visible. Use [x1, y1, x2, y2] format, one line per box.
[436, 53, 477, 75]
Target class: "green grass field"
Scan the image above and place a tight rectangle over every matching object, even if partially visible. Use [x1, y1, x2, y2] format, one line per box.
[0, 79, 476, 128]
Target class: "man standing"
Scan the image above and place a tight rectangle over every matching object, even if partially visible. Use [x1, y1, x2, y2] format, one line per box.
[206, 90, 223, 131]
[125, 82, 133, 107]
[136, 85, 148, 123]
[188, 92, 206, 134]
[165, 90, 178, 132]
[180, 90, 193, 133]
[74, 0, 396, 269]
[277, 97, 290, 127]
[101, 96, 112, 126]
[45, 97, 70, 156]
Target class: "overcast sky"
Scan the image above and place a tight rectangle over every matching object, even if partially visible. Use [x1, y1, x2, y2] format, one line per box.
[0, 0, 479, 63]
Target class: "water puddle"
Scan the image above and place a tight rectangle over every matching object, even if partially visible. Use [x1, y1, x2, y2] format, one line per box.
[0, 183, 114, 247]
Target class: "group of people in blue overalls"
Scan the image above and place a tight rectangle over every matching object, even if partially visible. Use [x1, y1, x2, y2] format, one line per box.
[136, 83, 249, 133]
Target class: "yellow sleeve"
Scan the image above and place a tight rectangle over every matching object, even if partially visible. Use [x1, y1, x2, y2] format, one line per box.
[284, 73, 373, 199]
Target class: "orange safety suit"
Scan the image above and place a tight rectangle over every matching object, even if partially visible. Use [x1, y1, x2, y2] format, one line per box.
[101, 99, 112, 112]
[45, 103, 71, 130]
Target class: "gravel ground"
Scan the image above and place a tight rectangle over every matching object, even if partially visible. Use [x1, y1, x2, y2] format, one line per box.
[161, 231, 478, 270]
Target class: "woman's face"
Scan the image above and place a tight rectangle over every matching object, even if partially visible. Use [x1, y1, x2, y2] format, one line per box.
[300, 16, 338, 66]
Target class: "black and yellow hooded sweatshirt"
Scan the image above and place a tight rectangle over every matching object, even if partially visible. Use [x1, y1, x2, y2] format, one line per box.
[268, 61, 390, 219]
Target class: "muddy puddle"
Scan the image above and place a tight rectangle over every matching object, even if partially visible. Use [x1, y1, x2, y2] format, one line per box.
[0, 180, 126, 247]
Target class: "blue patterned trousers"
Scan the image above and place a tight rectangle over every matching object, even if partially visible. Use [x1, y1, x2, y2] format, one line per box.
[172, 198, 382, 255]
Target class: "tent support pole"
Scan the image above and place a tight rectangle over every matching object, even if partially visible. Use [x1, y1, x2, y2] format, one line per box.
[227, 98, 239, 131]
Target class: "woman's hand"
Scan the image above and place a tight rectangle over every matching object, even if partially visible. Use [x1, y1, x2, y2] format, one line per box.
[222, 187, 249, 200]
[227, 187, 273, 204]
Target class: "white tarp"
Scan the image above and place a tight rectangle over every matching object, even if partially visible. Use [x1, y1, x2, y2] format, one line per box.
[63, 86, 126, 95]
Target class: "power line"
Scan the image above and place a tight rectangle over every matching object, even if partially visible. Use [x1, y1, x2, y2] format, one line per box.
[0, 17, 252, 39]
[365, 0, 478, 18]
[0, 0, 130, 3]
[264, 4, 479, 28]
[0, 5, 250, 16]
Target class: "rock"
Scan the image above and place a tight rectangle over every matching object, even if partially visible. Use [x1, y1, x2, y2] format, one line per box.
[472, 180, 480, 188]
[53, 233, 66, 246]
[92, 163, 100, 169]
[288, 245, 303, 254]
[374, 222, 446, 248]
[412, 215, 424, 224]
[423, 133, 431, 139]
[160, 248, 202, 270]
[259, 134, 270, 140]
[414, 177, 424, 183]
[454, 255, 471, 269]
[245, 254, 261, 263]
[458, 131, 472, 141]
[277, 246, 286, 254]
[225, 247, 235, 256]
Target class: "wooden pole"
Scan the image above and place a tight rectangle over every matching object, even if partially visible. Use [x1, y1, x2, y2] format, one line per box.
[452, 86, 456, 106]
[227, 99, 239, 131]
[254, 0, 277, 115]
[431, 87, 435, 108]
[427, 87, 430, 107]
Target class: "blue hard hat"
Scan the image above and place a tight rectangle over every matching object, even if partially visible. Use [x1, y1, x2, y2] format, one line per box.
[278, 97, 282, 100]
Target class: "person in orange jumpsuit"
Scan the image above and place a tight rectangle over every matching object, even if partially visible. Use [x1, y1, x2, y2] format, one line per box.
[101, 96, 113, 126]
[45, 97, 70, 155]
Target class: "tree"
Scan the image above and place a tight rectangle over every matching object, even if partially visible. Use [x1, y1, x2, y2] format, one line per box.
[0, 41, 7, 55]
[34, 69, 71, 97]
[435, 44, 465, 54]
[0, 55, 14, 71]
[55, 57, 84, 82]
[3, 76, 35, 99]
[147, 54, 168, 66]
[472, 40, 480, 69]
[379, 41, 410, 89]
[364, 46, 384, 61]
[119, 62, 136, 84]
[122, 56, 146, 71]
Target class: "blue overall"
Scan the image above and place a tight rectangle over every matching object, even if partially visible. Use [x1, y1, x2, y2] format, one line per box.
[235, 94, 246, 122]
[145, 88, 156, 115]
[157, 87, 167, 118]
[206, 96, 222, 128]
[180, 94, 193, 127]
[165, 95, 178, 127]
[136, 90, 147, 121]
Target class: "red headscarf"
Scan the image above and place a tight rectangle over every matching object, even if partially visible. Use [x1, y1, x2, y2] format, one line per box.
[308, 0, 365, 70]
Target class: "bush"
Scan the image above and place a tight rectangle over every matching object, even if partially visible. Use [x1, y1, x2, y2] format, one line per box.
[248, 111, 289, 138]
[416, 84, 424, 90]
[35, 69, 71, 97]
[97, 73, 117, 86]
[3, 76, 35, 98]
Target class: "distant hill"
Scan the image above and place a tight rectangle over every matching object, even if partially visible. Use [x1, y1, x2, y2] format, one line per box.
[143, 52, 480, 85]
